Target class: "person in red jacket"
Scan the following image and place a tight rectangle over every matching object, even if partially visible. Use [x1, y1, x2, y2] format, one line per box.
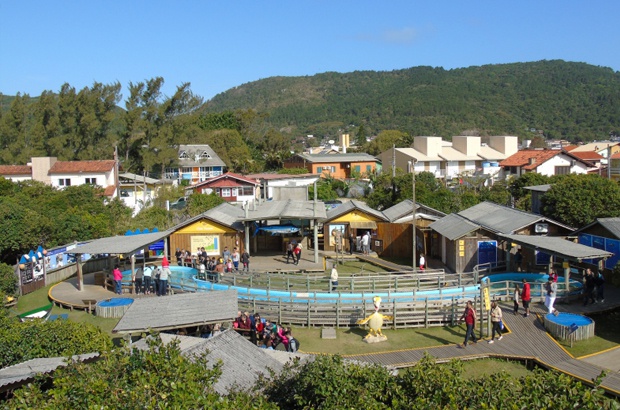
[521, 278, 531, 317]
[459, 300, 478, 347]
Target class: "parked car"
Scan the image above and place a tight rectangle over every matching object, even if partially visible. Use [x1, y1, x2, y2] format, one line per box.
[170, 197, 188, 210]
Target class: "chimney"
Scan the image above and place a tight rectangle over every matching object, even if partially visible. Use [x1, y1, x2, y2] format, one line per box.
[529, 157, 537, 165]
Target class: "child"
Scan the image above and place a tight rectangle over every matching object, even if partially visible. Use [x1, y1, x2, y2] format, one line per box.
[226, 259, 233, 273]
[241, 250, 250, 271]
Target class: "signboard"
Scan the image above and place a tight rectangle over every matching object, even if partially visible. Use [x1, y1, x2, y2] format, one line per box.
[482, 287, 491, 311]
[191, 235, 220, 256]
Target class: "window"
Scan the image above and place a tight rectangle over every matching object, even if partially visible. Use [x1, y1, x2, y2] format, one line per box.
[179, 151, 189, 159]
[241, 186, 254, 196]
[555, 166, 570, 175]
[85, 177, 97, 185]
[221, 188, 231, 197]
[354, 165, 361, 173]
[58, 178, 71, 186]
[366, 165, 372, 173]
[316, 166, 323, 173]
[200, 151, 211, 159]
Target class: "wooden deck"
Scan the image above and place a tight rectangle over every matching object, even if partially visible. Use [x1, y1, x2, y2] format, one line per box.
[345, 302, 620, 397]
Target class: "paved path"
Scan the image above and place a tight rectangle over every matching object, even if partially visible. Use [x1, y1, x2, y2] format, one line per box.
[345, 302, 620, 397]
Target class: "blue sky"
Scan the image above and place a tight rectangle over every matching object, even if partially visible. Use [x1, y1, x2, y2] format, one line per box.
[1, 1, 619, 102]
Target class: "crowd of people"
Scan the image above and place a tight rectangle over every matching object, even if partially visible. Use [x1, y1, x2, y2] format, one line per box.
[231, 311, 299, 352]
[132, 257, 171, 296]
[175, 246, 251, 281]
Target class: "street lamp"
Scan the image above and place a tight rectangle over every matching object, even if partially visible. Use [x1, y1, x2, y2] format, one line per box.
[408, 160, 417, 270]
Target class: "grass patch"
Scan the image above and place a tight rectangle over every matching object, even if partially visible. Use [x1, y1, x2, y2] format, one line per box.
[559, 336, 619, 357]
[13, 283, 120, 338]
[459, 358, 531, 379]
[294, 324, 467, 355]
[327, 260, 390, 275]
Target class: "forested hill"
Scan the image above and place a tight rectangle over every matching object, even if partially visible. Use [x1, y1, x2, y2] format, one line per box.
[205, 60, 620, 141]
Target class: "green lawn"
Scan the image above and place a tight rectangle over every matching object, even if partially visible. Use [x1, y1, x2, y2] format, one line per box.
[294, 324, 468, 355]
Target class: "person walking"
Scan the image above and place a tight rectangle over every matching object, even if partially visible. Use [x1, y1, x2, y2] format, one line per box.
[513, 284, 520, 315]
[521, 278, 531, 317]
[330, 264, 339, 292]
[294, 243, 302, 265]
[488, 301, 503, 343]
[113, 265, 123, 295]
[545, 276, 558, 315]
[286, 242, 294, 264]
[459, 300, 478, 347]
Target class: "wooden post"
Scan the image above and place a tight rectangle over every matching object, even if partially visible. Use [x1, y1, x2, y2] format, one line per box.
[76, 255, 83, 291]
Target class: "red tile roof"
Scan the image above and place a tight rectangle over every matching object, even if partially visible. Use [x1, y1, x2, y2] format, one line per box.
[191, 172, 259, 189]
[499, 150, 560, 170]
[0, 165, 32, 175]
[569, 151, 603, 161]
[103, 186, 117, 197]
[49, 160, 116, 174]
[562, 145, 578, 151]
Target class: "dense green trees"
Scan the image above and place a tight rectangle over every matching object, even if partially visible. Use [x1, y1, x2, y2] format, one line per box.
[6, 344, 616, 409]
[541, 174, 620, 227]
[0, 315, 112, 369]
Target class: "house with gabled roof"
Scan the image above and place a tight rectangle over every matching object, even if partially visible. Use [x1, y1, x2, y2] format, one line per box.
[321, 200, 389, 253]
[283, 153, 380, 179]
[188, 172, 260, 204]
[429, 201, 573, 273]
[381, 199, 446, 260]
[0, 157, 120, 198]
[167, 202, 246, 258]
[48, 159, 118, 197]
[164, 144, 226, 185]
[572, 217, 620, 274]
[499, 149, 594, 179]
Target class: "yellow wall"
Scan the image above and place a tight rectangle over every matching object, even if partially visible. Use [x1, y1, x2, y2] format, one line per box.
[332, 210, 382, 223]
[176, 220, 236, 234]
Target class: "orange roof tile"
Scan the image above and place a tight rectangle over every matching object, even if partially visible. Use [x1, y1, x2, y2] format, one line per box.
[562, 145, 578, 151]
[499, 150, 560, 170]
[49, 160, 116, 174]
[103, 186, 117, 197]
[569, 151, 603, 161]
[0, 165, 32, 175]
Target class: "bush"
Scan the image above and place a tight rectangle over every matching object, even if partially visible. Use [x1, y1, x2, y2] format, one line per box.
[0, 316, 113, 368]
[0, 262, 17, 296]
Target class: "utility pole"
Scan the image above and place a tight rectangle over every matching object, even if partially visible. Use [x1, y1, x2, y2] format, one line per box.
[409, 160, 417, 270]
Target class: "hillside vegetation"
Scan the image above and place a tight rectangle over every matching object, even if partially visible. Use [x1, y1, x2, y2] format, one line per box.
[206, 60, 620, 141]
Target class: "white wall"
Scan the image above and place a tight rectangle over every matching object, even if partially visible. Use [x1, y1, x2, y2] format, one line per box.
[50, 171, 114, 189]
[536, 155, 588, 176]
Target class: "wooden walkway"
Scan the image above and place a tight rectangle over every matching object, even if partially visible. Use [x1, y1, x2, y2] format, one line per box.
[345, 302, 620, 397]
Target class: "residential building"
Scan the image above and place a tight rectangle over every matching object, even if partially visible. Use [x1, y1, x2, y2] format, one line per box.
[164, 144, 226, 185]
[565, 141, 620, 165]
[119, 172, 173, 215]
[379, 136, 518, 180]
[499, 149, 595, 179]
[283, 153, 381, 179]
[245, 172, 320, 201]
[0, 156, 119, 198]
[188, 173, 259, 204]
[610, 152, 620, 182]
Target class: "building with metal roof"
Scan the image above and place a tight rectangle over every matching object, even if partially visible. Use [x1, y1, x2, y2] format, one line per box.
[113, 290, 238, 334]
[283, 152, 380, 180]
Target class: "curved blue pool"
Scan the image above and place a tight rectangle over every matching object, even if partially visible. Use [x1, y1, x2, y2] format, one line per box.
[545, 312, 593, 326]
[121, 269, 581, 303]
[97, 297, 134, 307]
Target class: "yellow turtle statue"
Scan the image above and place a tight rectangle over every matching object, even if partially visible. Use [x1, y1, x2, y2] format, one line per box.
[356, 296, 393, 342]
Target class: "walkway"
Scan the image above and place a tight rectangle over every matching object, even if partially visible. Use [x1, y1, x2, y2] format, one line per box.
[345, 302, 620, 397]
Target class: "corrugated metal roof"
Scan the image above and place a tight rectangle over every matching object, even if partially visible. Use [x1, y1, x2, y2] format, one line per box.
[429, 214, 480, 241]
[595, 217, 620, 239]
[238, 200, 327, 221]
[382, 199, 419, 222]
[113, 290, 238, 334]
[458, 201, 572, 234]
[182, 330, 291, 395]
[324, 200, 387, 222]
[73, 230, 173, 255]
[0, 353, 99, 393]
[170, 202, 245, 231]
[499, 234, 613, 261]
